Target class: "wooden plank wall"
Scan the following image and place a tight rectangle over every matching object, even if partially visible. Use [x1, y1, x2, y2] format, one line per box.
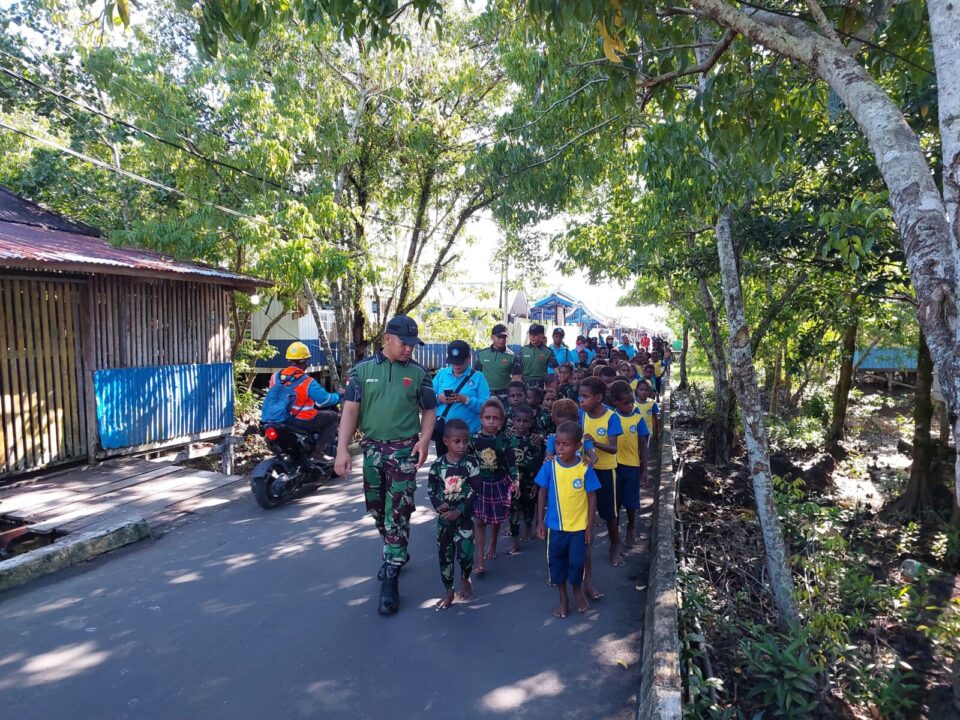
[0, 278, 88, 475]
[92, 277, 230, 369]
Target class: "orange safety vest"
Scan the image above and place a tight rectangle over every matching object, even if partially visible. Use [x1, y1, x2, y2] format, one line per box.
[270, 367, 318, 420]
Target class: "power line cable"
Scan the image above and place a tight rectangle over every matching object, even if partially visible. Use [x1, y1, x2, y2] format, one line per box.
[0, 47, 261, 175]
[0, 119, 285, 228]
[0, 53, 294, 191]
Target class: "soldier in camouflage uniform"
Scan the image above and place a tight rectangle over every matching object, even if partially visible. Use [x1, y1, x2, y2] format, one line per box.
[505, 405, 546, 550]
[427, 419, 478, 609]
[473, 323, 522, 403]
[335, 315, 437, 616]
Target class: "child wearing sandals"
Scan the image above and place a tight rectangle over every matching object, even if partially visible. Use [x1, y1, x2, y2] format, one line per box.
[470, 398, 519, 574]
[536, 421, 599, 618]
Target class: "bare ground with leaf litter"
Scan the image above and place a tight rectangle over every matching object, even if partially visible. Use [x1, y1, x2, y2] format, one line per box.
[673, 383, 959, 719]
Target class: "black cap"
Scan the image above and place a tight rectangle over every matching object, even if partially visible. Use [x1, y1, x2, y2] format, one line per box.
[552, 327, 565, 337]
[491, 323, 508, 338]
[529, 323, 545, 335]
[385, 314, 424, 346]
[446, 340, 471, 364]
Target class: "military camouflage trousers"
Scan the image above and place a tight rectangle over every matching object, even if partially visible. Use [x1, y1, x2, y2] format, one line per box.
[361, 436, 419, 567]
[437, 517, 474, 589]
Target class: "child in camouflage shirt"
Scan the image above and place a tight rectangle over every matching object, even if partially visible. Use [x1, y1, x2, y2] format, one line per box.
[427, 419, 478, 610]
[555, 362, 579, 401]
[470, 398, 520, 575]
[506, 404, 546, 551]
[526, 386, 554, 437]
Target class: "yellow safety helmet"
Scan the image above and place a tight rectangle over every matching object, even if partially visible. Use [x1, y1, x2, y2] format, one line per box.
[286, 341, 311, 361]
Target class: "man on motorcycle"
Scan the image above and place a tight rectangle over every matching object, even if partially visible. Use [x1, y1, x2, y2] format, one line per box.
[268, 341, 341, 459]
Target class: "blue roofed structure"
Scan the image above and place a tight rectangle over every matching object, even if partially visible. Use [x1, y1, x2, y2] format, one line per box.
[854, 347, 918, 372]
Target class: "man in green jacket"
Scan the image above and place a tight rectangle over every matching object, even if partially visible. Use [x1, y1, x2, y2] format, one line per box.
[473, 323, 521, 401]
[520, 323, 559, 388]
[335, 314, 437, 616]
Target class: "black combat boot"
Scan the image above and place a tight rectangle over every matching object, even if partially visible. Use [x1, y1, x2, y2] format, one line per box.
[378, 564, 400, 616]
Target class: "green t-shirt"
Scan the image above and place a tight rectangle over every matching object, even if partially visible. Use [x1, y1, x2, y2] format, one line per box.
[344, 352, 438, 441]
[519, 343, 558, 381]
[473, 346, 521, 391]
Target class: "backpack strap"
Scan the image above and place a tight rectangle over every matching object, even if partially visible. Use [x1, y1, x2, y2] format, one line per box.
[439, 370, 474, 420]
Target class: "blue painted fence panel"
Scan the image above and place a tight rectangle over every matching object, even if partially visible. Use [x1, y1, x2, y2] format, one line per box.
[94, 363, 234, 450]
[854, 348, 918, 372]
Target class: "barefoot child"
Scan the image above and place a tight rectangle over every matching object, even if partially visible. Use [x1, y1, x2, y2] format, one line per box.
[506, 404, 545, 550]
[609, 380, 644, 548]
[536, 422, 600, 618]
[470, 399, 520, 574]
[579, 377, 624, 568]
[427, 419, 478, 609]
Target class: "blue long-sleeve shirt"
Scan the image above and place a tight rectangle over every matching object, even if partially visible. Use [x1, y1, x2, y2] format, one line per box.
[432, 366, 490, 433]
[270, 367, 340, 408]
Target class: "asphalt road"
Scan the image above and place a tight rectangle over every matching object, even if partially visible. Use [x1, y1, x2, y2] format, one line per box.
[0, 461, 649, 720]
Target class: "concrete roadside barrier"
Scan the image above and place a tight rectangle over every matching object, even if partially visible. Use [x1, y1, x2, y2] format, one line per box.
[637, 385, 682, 720]
[0, 517, 151, 593]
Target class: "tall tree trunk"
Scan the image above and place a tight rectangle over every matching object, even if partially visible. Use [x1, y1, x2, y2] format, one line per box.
[303, 281, 341, 389]
[693, 254, 734, 465]
[889, 331, 936, 516]
[828, 318, 858, 443]
[769, 350, 782, 418]
[677, 323, 690, 391]
[688, 0, 960, 503]
[714, 206, 799, 625]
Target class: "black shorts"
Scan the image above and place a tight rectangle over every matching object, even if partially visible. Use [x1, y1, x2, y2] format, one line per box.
[594, 468, 617, 521]
[617, 465, 641, 511]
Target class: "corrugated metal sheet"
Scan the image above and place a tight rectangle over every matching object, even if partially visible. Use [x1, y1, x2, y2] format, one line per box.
[0, 186, 99, 235]
[854, 347, 918, 372]
[0, 222, 269, 289]
[94, 363, 234, 450]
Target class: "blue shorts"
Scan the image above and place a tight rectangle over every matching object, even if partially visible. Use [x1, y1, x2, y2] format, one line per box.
[547, 529, 586, 586]
[617, 464, 641, 510]
[594, 468, 617, 521]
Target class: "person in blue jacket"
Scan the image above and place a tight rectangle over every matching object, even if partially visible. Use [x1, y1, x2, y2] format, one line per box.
[433, 340, 490, 455]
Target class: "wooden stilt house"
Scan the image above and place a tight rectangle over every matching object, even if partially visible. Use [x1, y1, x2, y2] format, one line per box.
[0, 187, 269, 478]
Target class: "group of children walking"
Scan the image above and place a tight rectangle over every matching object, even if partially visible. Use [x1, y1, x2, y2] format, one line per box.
[427, 351, 663, 617]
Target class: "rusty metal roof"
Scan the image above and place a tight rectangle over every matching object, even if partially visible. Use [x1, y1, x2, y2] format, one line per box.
[0, 186, 100, 236]
[0, 188, 270, 290]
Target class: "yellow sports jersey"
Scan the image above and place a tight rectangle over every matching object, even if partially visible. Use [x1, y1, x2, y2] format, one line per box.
[616, 408, 642, 467]
[535, 459, 602, 532]
[630, 379, 639, 393]
[636, 400, 659, 436]
[580, 407, 623, 470]
[653, 360, 664, 377]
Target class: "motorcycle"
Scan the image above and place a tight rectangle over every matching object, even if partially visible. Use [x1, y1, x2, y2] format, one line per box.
[250, 422, 337, 509]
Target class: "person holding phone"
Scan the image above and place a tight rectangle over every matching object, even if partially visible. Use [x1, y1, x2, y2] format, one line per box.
[432, 340, 490, 456]
[335, 314, 438, 616]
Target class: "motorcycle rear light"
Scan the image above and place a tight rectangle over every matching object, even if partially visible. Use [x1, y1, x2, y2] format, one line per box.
[264, 427, 279, 441]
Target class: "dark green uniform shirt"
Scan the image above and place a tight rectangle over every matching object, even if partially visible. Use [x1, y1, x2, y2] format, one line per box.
[473, 345, 522, 392]
[519, 343, 558, 381]
[344, 351, 438, 441]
